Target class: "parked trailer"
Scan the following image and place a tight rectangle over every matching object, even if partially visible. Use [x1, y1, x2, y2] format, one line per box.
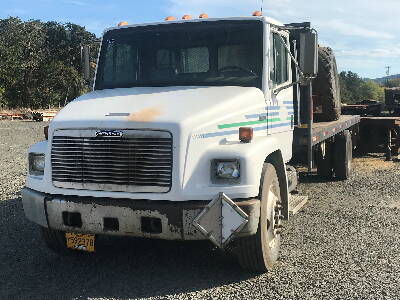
[21, 14, 359, 272]
[340, 92, 400, 160]
[358, 117, 400, 160]
[385, 88, 400, 114]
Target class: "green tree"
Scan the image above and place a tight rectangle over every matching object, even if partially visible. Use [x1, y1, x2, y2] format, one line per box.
[0, 17, 99, 109]
[339, 71, 384, 103]
[339, 71, 364, 103]
[387, 78, 400, 88]
[360, 80, 384, 101]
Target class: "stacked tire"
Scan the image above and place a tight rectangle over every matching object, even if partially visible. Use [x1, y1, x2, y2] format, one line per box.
[312, 47, 341, 122]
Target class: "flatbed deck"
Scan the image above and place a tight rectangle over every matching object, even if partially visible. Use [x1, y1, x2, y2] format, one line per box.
[293, 115, 360, 147]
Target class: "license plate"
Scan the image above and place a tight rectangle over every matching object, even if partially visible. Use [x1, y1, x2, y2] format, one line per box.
[65, 232, 95, 252]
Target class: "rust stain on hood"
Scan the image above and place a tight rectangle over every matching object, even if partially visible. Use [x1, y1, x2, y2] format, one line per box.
[127, 107, 163, 122]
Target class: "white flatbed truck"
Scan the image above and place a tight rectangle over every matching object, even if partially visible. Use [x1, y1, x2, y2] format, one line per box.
[22, 13, 359, 272]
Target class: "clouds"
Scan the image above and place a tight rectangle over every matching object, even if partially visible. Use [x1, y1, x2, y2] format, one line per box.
[165, 0, 400, 77]
[1, 0, 398, 77]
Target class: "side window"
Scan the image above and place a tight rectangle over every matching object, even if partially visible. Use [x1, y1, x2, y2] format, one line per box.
[270, 33, 289, 85]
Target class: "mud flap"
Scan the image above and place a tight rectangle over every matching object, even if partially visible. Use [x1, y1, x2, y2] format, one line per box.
[193, 193, 249, 249]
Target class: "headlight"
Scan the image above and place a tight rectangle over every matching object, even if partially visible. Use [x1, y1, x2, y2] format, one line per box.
[213, 160, 240, 181]
[29, 153, 45, 176]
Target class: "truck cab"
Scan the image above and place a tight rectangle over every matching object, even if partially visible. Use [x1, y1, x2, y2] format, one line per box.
[22, 15, 325, 272]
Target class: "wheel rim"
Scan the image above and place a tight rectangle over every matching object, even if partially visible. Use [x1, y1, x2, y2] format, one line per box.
[266, 179, 282, 250]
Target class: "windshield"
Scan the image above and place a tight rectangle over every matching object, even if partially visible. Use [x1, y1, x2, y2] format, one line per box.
[94, 20, 264, 90]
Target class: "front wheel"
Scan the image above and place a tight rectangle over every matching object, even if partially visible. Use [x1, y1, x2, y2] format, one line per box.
[234, 163, 283, 272]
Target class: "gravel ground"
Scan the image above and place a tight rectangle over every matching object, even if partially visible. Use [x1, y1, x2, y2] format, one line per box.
[1, 120, 400, 300]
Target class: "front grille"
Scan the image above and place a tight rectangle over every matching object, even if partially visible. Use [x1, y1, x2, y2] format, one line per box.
[51, 129, 172, 193]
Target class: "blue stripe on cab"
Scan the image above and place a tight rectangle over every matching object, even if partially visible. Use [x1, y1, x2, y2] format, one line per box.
[245, 112, 280, 119]
[266, 106, 281, 110]
[197, 130, 237, 139]
[253, 125, 269, 132]
[245, 113, 268, 119]
[283, 101, 293, 105]
[269, 122, 292, 129]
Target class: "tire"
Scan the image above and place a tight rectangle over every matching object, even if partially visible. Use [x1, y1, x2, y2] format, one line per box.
[333, 130, 352, 180]
[313, 47, 341, 122]
[392, 147, 399, 157]
[316, 142, 333, 179]
[234, 163, 282, 272]
[41, 227, 69, 254]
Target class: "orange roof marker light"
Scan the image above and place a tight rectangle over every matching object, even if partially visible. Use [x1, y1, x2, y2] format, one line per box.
[117, 21, 129, 26]
[199, 13, 209, 19]
[182, 14, 192, 20]
[165, 16, 176, 21]
[252, 11, 263, 16]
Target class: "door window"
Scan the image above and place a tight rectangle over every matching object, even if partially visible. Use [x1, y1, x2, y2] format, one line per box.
[270, 33, 289, 85]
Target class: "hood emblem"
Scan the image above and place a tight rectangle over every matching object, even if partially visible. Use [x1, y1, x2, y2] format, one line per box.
[105, 113, 130, 117]
[95, 130, 123, 137]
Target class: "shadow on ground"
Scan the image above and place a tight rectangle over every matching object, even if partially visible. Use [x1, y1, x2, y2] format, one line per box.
[0, 198, 254, 300]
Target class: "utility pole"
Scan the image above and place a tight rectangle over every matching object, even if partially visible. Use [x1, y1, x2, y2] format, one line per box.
[385, 66, 391, 76]
[385, 66, 391, 86]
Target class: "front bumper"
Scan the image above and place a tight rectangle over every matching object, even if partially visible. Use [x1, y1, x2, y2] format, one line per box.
[22, 187, 260, 240]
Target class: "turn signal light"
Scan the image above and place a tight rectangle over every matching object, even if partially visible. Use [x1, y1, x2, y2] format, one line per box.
[182, 15, 191, 20]
[239, 127, 253, 143]
[252, 11, 262, 16]
[44, 125, 49, 140]
[165, 16, 176, 21]
[117, 21, 128, 26]
[199, 13, 208, 19]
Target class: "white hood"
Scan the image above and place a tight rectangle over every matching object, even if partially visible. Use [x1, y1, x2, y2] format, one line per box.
[52, 86, 264, 133]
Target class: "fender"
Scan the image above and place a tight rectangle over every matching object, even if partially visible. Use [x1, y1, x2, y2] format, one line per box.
[212, 135, 289, 219]
[182, 134, 285, 200]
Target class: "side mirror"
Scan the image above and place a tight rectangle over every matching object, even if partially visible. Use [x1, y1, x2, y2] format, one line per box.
[82, 45, 91, 81]
[299, 31, 318, 78]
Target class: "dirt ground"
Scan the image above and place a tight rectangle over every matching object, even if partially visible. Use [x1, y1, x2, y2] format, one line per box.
[1, 120, 400, 300]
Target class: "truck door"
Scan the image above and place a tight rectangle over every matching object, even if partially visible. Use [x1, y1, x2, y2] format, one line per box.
[267, 30, 294, 135]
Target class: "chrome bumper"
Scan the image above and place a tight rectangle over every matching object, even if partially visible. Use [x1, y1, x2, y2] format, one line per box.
[21, 188, 260, 240]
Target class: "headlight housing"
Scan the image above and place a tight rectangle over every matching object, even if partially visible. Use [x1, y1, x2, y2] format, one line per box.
[212, 160, 240, 183]
[29, 153, 45, 176]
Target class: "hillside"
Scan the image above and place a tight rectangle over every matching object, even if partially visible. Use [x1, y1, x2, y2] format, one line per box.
[374, 74, 400, 83]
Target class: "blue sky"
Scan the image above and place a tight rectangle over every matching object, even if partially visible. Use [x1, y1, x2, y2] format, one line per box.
[1, 0, 399, 79]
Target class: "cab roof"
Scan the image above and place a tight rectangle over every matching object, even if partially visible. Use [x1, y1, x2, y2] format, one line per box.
[103, 16, 285, 35]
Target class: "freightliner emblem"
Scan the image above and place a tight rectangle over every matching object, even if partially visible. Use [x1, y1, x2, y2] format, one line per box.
[95, 130, 123, 137]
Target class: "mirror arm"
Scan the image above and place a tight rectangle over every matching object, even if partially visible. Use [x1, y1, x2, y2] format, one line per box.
[276, 34, 304, 79]
[273, 80, 301, 96]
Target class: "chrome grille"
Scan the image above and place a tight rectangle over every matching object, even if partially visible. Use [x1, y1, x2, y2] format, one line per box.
[51, 129, 172, 193]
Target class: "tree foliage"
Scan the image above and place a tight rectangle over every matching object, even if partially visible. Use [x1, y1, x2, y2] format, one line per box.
[0, 17, 99, 109]
[386, 78, 400, 88]
[339, 71, 384, 103]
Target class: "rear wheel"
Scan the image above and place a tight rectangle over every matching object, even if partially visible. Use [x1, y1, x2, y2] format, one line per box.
[333, 130, 352, 180]
[234, 163, 282, 272]
[316, 141, 334, 179]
